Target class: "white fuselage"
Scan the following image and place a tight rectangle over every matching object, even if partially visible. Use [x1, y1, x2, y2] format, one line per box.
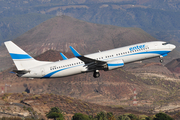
[21, 41, 175, 78]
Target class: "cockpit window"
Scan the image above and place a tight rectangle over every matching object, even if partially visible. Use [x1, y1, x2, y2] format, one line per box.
[162, 42, 169, 45]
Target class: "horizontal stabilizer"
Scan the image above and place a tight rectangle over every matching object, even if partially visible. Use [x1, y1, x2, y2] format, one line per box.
[60, 53, 68, 60]
[12, 70, 30, 74]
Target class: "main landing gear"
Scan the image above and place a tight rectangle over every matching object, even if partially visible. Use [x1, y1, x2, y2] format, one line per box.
[159, 56, 163, 63]
[93, 70, 100, 78]
[160, 59, 163, 63]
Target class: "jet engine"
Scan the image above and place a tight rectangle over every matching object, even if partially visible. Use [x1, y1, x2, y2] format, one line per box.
[104, 59, 124, 71]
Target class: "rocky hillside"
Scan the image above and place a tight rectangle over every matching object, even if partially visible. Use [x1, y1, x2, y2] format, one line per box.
[0, 93, 153, 119]
[1, 0, 180, 50]
[165, 58, 180, 74]
[1, 50, 180, 115]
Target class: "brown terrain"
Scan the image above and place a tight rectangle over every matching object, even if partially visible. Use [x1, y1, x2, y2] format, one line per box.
[0, 93, 155, 119]
[0, 15, 180, 119]
[166, 58, 180, 74]
[1, 50, 180, 116]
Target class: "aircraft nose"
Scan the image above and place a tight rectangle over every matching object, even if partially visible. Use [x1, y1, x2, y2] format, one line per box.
[169, 44, 176, 49]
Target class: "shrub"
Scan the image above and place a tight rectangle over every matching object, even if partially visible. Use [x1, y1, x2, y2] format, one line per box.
[72, 113, 90, 120]
[46, 107, 64, 120]
[153, 112, 174, 120]
[118, 115, 131, 120]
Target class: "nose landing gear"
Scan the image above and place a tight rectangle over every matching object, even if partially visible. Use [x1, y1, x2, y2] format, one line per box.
[159, 56, 164, 63]
[93, 70, 100, 78]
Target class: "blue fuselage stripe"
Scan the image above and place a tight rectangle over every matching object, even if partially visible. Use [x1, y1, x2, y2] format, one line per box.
[43, 69, 65, 78]
[107, 63, 124, 66]
[42, 65, 82, 78]
[122, 51, 170, 57]
[42, 50, 171, 78]
[10, 53, 32, 59]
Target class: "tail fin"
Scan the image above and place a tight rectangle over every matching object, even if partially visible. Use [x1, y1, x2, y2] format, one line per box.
[4, 41, 51, 70]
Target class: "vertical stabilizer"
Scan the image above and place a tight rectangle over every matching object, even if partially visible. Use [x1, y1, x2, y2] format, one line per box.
[4, 41, 51, 70]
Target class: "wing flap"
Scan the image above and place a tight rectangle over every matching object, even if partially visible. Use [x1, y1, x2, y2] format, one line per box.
[69, 46, 106, 70]
[78, 56, 106, 65]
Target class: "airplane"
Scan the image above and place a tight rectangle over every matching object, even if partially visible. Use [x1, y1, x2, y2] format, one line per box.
[4, 41, 176, 78]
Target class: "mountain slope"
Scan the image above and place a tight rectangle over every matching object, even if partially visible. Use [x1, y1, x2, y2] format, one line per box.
[0, 15, 157, 70]
[1, 0, 180, 51]
[166, 58, 180, 74]
[0, 13, 55, 44]
[1, 50, 180, 114]
[1, 93, 152, 119]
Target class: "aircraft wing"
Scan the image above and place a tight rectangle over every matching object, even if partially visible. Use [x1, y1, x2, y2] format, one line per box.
[78, 55, 106, 70]
[70, 46, 106, 70]
[77, 56, 106, 64]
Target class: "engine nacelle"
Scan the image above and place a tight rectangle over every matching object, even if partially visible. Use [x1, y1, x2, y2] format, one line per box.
[104, 59, 124, 71]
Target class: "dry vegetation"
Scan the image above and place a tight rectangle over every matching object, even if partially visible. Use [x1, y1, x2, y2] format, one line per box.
[0, 93, 152, 119]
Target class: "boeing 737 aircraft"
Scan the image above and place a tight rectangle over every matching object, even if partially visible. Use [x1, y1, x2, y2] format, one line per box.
[4, 41, 176, 78]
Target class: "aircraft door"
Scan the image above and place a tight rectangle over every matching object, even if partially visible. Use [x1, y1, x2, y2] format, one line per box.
[154, 43, 158, 50]
[40, 68, 45, 77]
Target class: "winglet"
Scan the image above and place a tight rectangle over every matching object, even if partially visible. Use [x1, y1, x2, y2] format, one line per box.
[69, 46, 82, 57]
[60, 53, 68, 60]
